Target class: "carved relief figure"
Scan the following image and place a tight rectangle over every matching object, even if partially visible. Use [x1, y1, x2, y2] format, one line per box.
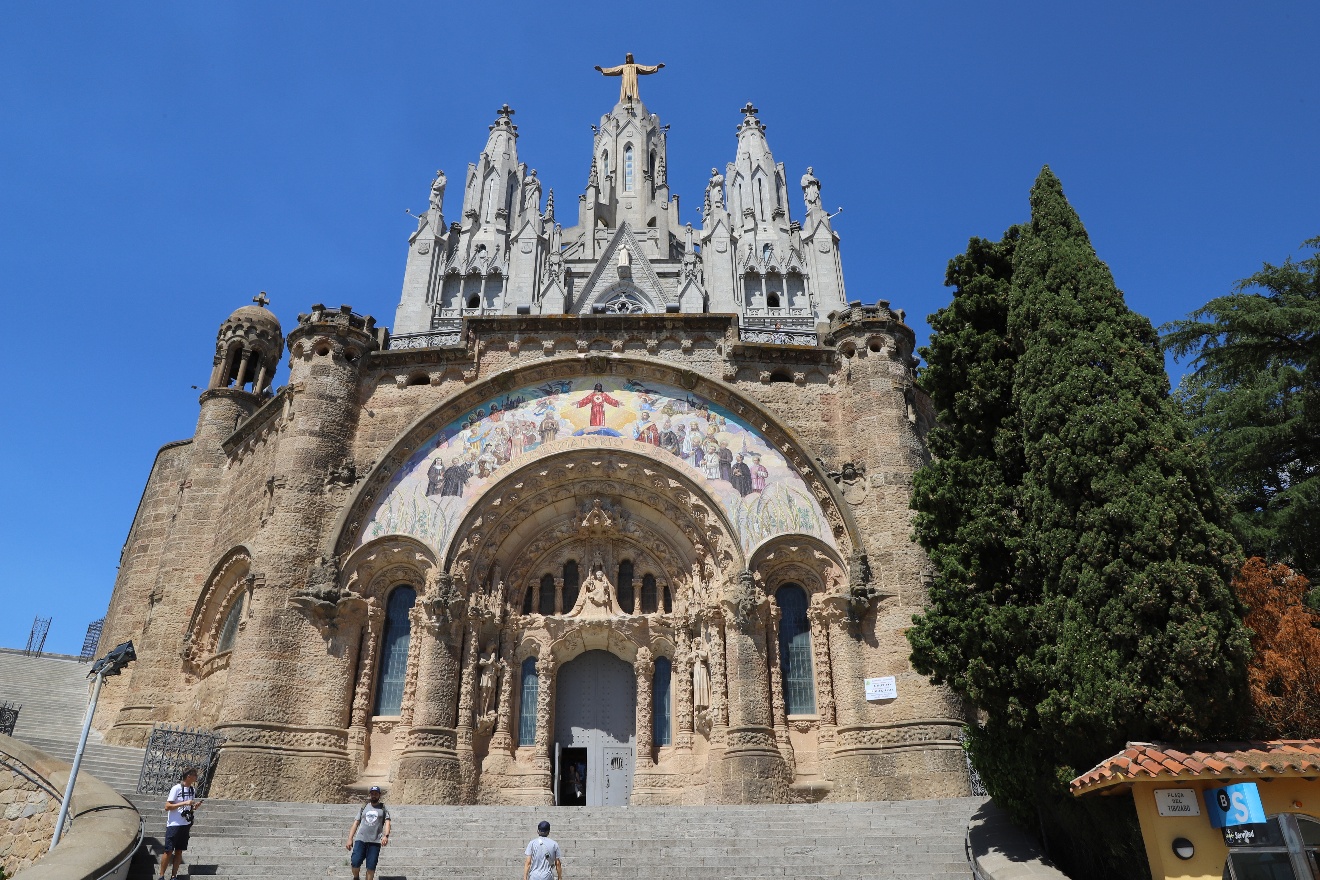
[566, 561, 623, 618]
[477, 648, 500, 717]
[692, 641, 711, 709]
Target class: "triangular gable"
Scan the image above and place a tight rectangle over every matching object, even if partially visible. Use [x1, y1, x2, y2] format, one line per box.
[574, 224, 672, 313]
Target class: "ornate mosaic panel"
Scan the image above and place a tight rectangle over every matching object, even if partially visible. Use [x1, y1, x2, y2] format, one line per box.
[360, 377, 833, 556]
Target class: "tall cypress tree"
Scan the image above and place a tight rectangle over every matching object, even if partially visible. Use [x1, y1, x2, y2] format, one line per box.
[910, 168, 1252, 879]
[909, 229, 1025, 714]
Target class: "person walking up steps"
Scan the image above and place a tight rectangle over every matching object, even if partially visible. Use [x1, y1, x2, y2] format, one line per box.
[524, 819, 563, 880]
[345, 785, 391, 880]
[159, 768, 201, 879]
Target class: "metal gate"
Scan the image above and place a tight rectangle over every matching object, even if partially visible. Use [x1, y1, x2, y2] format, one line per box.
[136, 724, 224, 797]
[0, 702, 19, 737]
[554, 650, 635, 806]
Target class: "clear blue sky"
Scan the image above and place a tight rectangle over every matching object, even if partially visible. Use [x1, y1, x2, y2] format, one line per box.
[2, 2, 1316, 655]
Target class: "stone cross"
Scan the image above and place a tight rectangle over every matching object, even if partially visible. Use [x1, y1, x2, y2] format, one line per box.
[252, 291, 270, 308]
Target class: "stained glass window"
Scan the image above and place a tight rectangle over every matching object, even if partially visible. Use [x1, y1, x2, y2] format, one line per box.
[373, 586, 416, 715]
[652, 656, 672, 746]
[217, 597, 244, 654]
[518, 657, 538, 746]
[776, 585, 816, 715]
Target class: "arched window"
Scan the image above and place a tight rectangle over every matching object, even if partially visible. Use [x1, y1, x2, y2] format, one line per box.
[767, 292, 781, 308]
[652, 656, 672, 746]
[562, 560, 580, 612]
[373, 586, 417, 716]
[539, 572, 556, 616]
[522, 582, 535, 614]
[662, 582, 672, 614]
[641, 573, 657, 614]
[539, 574, 555, 616]
[756, 177, 766, 219]
[216, 596, 244, 654]
[467, 293, 480, 310]
[624, 146, 634, 192]
[518, 657, 538, 747]
[775, 584, 816, 715]
[617, 560, 635, 614]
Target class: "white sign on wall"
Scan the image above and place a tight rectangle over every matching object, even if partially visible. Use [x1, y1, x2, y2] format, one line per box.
[864, 676, 897, 701]
[1154, 788, 1202, 817]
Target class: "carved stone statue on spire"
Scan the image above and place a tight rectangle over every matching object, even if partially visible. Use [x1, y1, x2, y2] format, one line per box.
[430, 170, 447, 212]
[705, 168, 724, 216]
[801, 166, 821, 209]
[594, 53, 665, 104]
[522, 169, 542, 216]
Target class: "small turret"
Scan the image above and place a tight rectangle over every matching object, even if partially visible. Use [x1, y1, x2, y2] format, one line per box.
[208, 293, 284, 396]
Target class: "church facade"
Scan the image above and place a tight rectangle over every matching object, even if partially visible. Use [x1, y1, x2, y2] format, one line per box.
[94, 63, 970, 805]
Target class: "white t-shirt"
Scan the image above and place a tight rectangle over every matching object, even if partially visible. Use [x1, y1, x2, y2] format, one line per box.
[166, 783, 195, 827]
[525, 836, 561, 880]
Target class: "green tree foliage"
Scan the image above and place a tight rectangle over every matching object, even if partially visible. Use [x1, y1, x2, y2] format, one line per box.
[910, 168, 1252, 880]
[1163, 238, 1320, 585]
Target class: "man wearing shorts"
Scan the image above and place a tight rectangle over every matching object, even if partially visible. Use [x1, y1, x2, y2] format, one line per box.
[523, 820, 563, 880]
[160, 768, 201, 879]
[345, 785, 391, 880]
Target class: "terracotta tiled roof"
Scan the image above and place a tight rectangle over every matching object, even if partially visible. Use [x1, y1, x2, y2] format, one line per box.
[1070, 740, 1320, 795]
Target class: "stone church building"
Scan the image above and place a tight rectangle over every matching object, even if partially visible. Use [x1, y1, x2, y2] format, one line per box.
[94, 61, 970, 806]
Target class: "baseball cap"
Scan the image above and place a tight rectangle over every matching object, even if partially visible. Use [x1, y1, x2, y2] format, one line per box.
[369, 786, 382, 794]
[537, 820, 550, 835]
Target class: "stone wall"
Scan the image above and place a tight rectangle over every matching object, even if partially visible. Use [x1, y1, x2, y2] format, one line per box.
[0, 748, 61, 877]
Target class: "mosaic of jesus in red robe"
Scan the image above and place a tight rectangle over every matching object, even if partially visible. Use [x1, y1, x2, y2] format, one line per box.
[574, 383, 621, 426]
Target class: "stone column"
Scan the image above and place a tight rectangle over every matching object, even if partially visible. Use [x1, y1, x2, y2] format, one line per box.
[765, 603, 793, 768]
[807, 603, 838, 754]
[553, 577, 564, 614]
[712, 571, 789, 803]
[708, 616, 729, 737]
[454, 621, 481, 801]
[634, 647, 655, 768]
[674, 639, 694, 752]
[234, 348, 253, 388]
[489, 633, 516, 754]
[346, 603, 384, 770]
[395, 575, 465, 804]
[532, 653, 556, 772]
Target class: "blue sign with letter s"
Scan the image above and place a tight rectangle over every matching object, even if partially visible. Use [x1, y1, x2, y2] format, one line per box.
[1204, 783, 1267, 828]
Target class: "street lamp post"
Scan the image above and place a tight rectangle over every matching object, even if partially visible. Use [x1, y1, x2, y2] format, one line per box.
[49, 641, 135, 851]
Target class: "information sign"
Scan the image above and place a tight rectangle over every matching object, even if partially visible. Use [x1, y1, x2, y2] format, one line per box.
[1205, 782, 1267, 829]
[864, 676, 897, 701]
[1154, 788, 1201, 817]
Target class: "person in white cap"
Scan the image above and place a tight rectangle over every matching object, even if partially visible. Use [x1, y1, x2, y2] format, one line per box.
[523, 819, 563, 880]
[345, 785, 391, 880]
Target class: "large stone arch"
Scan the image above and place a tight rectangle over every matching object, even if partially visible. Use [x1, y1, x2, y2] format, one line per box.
[443, 446, 742, 603]
[332, 358, 861, 566]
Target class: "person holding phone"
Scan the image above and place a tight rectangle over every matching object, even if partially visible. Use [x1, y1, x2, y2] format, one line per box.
[160, 768, 201, 879]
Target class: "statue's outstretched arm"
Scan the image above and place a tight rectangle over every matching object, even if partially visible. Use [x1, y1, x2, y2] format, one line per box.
[637, 63, 665, 74]
[596, 64, 624, 75]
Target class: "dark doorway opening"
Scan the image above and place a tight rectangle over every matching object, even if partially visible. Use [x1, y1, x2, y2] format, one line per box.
[558, 747, 588, 806]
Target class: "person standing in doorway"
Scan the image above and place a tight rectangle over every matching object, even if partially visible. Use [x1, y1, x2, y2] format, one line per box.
[523, 819, 563, 880]
[345, 785, 391, 880]
[159, 767, 201, 880]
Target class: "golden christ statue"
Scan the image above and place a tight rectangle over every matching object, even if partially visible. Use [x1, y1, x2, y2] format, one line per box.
[594, 53, 665, 104]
